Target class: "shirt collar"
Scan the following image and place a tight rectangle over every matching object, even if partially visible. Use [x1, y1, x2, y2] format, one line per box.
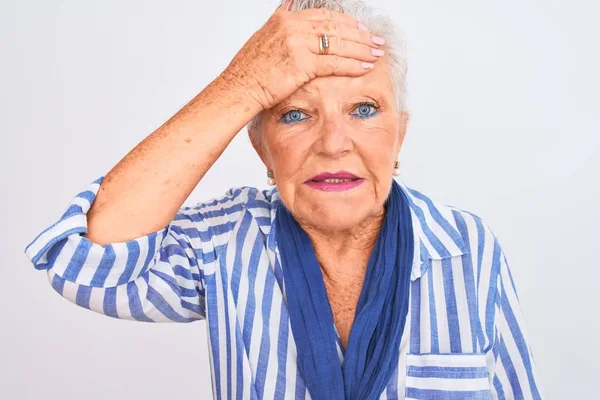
[243, 179, 469, 281]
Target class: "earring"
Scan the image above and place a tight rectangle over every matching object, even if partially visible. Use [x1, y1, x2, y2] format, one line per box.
[393, 160, 400, 176]
[267, 170, 276, 186]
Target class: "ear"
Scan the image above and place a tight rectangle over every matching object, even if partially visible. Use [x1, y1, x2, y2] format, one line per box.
[399, 110, 410, 136]
[394, 110, 410, 153]
[247, 122, 272, 170]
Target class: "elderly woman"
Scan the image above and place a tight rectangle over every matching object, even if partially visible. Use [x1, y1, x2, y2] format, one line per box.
[24, 0, 542, 399]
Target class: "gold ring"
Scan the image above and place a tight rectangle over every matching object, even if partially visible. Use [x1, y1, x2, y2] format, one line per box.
[319, 33, 329, 55]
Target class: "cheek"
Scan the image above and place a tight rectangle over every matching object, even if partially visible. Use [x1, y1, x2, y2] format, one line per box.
[355, 112, 398, 144]
[269, 134, 313, 178]
[356, 127, 396, 165]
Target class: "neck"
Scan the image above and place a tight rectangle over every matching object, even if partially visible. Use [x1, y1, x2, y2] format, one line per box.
[298, 208, 385, 282]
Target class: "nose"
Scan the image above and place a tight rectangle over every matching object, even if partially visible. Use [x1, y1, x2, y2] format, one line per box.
[315, 116, 354, 158]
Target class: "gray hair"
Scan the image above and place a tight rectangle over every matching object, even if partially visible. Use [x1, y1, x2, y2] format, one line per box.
[247, 0, 408, 135]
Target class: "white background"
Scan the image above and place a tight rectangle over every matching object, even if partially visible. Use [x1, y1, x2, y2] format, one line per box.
[2, 0, 598, 398]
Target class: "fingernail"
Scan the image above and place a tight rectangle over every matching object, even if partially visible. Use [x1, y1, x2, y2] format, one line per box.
[372, 36, 385, 45]
[358, 22, 369, 31]
[362, 62, 375, 69]
[372, 48, 385, 57]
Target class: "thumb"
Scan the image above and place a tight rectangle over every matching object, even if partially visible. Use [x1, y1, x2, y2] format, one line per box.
[277, 0, 293, 12]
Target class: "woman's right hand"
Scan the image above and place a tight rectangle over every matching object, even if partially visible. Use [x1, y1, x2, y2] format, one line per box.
[220, 0, 386, 111]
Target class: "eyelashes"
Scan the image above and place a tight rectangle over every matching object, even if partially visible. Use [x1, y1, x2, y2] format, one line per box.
[353, 102, 380, 119]
[281, 109, 308, 124]
[280, 102, 380, 124]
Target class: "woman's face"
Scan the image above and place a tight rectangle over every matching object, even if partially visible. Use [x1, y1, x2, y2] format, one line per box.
[253, 58, 409, 232]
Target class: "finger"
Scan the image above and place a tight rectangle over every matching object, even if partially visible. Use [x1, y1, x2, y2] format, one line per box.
[295, 7, 358, 27]
[304, 19, 385, 50]
[314, 54, 376, 78]
[307, 34, 384, 63]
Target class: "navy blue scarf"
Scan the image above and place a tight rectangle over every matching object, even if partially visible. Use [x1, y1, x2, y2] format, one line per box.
[275, 179, 414, 400]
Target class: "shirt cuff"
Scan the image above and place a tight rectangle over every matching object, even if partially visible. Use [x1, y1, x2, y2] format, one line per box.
[24, 176, 169, 288]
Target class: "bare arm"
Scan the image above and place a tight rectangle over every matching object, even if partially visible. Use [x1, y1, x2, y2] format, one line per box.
[86, 76, 261, 245]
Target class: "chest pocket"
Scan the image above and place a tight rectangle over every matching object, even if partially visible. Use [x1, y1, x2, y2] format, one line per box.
[405, 353, 492, 400]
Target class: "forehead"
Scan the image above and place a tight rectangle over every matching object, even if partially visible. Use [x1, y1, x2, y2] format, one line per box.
[285, 60, 394, 101]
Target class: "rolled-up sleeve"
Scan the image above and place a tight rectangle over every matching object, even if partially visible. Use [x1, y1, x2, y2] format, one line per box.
[489, 241, 544, 399]
[24, 176, 214, 322]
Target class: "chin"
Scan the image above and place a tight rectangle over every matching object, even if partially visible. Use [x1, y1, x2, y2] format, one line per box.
[302, 204, 368, 232]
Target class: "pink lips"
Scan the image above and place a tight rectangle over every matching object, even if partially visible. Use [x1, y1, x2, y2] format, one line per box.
[304, 170, 365, 192]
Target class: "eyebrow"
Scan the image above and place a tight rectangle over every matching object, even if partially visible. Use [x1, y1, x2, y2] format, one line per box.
[269, 86, 388, 114]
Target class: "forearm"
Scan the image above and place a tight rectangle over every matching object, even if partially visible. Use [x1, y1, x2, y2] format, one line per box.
[86, 74, 262, 245]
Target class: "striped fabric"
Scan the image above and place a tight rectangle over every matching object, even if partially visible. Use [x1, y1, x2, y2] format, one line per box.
[24, 176, 543, 399]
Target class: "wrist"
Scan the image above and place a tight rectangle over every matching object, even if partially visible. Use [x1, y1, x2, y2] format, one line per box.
[216, 69, 268, 114]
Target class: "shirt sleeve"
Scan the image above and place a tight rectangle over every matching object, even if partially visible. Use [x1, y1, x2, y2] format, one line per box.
[23, 175, 237, 323]
[489, 238, 544, 399]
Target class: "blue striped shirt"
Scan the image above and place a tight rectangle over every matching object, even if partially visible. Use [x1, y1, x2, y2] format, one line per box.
[24, 176, 543, 399]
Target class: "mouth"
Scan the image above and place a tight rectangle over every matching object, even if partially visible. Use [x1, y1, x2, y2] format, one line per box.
[306, 171, 361, 183]
[304, 171, 365, 192]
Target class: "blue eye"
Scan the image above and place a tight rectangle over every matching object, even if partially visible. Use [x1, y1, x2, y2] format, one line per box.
[281, 109, 309, 124]
[281, 103, 379, 123]
[352, 103, 379, 119]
